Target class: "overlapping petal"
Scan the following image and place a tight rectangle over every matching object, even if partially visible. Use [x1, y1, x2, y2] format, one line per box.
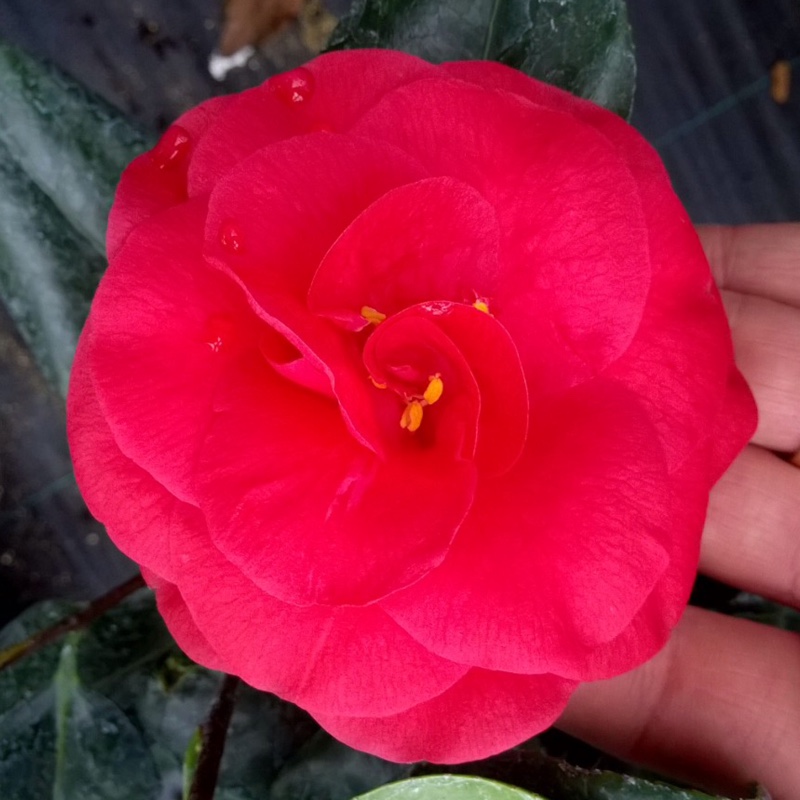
[351, 76, 651, 394]
[69, 52, 758, 767]
[173, 520, 471, 717]
[143, 570, 229, 672]
[314, 668, 576, 764]
[188, 49, 436, 196]
[203, 131, 427, 299]
[308, 177, 500, 324]
[68, 324, 196, 584]
[108, 95, 234, 259]
[88, 199, 257, 504]
[382, 379, 672, 677]
[197, 350, 476, 607]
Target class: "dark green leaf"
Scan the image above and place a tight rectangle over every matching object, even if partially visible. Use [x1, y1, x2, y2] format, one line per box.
[52, 634, 160, 800]
[328, 0, 635, 117]
[0, 599, 76, 718]
[0, 40, 151, 253]
[0, 39, 153, 394]
[0, 141, 109, 394]
[728, 593, 800, 633]
[270, 732, 409, 800]
[0, 591, 325, 800]
[183, 727, 203, 800]
[0, 596, 168, 800]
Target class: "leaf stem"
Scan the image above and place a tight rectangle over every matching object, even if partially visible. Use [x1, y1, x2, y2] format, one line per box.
[0, 572, 146, 671]
[188, 674, 241, 800]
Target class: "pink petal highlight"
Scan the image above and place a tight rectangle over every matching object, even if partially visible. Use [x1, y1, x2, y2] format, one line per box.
[308, 177, 500, 322]
[314, 669, 577, 764]
[197, 352, 477, 607]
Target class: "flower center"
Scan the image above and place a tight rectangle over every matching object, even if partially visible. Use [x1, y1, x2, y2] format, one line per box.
[360, 305, 448, 434]
[399, 374, 445, 433]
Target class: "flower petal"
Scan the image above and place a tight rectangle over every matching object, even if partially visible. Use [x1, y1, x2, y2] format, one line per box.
[173, 522, 470, 717]
[143, 570, 228, 672]
[197, 351, 477, 607]
[313, 668, 576, 764]
[569, 452, 708, 678]
[308, 177, 500, 323]
[108, 95, 234, 259]
[68, 323, 196, 584]
[88, 199, 258, 504]
[203, 131, 427, 300]
[382, 379, 671, 677]
[363, 303, 529, 476]
[188, 49, 436, 196]
[352, 77, 650, 394]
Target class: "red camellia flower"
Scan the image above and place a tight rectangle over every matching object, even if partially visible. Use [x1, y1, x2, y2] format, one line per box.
[67, 50, 756, 763]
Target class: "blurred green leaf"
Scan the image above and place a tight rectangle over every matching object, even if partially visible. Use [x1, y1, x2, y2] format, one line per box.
[412, 749, 737, 800]
[356, 775, 548, 799]
[0, 40, 151, 253]
[52, 634, 160, 800]
[328, 0, 635, 117]
[728, 593, 800, 633]
[0, 595, 168, 800]
[0, 591, 327, 800]
[0, 39, 152, 394]
[0, 142, 107, 394]
[270, 733, 409, 800]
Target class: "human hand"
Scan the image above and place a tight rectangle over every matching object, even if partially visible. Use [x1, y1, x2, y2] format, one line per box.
[556, 224, 800, 799]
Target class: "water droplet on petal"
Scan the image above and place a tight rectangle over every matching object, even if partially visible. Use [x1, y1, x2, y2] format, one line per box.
[203, 314, 238, 353]
[270, 67, 315, 105]
[152, 125, 192, 170]
[219, 220, 243, 254]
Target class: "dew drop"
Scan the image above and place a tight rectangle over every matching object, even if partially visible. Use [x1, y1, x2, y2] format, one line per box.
[152, 125, 192, 170]
[203, 314, 237, 354]
[270, 67, 315, 105]
[219, 220, 243, 254]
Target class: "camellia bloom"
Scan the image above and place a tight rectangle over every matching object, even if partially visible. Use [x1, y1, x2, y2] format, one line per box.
[68, 50, 756, 763]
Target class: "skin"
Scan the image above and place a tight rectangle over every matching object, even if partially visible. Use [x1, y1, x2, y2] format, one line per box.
[557, 224, 800, 799]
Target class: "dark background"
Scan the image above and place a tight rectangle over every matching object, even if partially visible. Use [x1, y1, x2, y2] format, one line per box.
[0, 0, 799, 624]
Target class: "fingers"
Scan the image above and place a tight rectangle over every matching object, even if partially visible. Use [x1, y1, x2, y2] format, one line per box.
[719, 290, 800, 452]
[702, 445, 800, 608]
[698, 224, 800, 307]
[558, 607, 800, 799]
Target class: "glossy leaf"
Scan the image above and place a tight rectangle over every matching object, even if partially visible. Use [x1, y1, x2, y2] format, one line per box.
[415, 750, 738, 800]
[52, 634, 160, 800]
[0, 39, 152, 395]
[0, 591, 322, 800]
[356, 775, 547, 800]
[328, 0, 635, 117]
[270, 733, 410, 800]
[0, 40, 151, 253]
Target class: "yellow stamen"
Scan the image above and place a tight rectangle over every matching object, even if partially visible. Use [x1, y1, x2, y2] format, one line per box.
[369, 376, 387, 390]
[423, 374, 444, 405]
[361, 305, 386, 325]
[473, 298, 491, 315]
[400, 400, 424, 432]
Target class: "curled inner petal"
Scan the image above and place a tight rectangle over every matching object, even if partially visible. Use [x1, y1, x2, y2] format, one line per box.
[365, 302, 528, 476]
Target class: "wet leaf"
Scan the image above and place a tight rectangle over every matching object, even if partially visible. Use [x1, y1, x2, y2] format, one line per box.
[328, 0, 635, 118]
[0, 39, 151, 394]
[270, 732, 409, 800]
